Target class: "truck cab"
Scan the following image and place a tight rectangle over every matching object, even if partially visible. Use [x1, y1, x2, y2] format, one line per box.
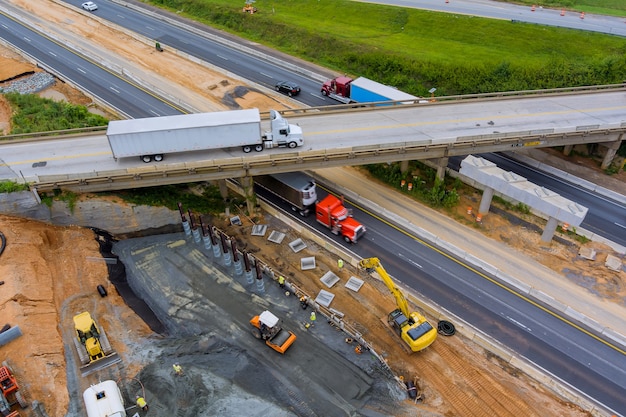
[320, 76, 353, 104]
[262, 110, 304, 149]
[315, 194, 366, 243]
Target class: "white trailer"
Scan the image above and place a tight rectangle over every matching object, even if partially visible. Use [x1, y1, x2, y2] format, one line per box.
[255, 172, 317, 216]
[83, 380, 126, 417]
[106, 108, 304, 163]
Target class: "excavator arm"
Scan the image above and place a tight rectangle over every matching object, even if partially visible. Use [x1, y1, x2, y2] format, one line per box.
[358, 257, 410, 317]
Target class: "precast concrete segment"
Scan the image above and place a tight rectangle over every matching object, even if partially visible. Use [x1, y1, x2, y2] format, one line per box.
[460, 155, 588, 226]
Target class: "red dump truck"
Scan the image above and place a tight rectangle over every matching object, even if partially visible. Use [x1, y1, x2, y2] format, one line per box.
[315, 194, 366, 244]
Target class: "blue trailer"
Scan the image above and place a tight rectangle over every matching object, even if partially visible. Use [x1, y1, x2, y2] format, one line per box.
[320, 76, 420, 105]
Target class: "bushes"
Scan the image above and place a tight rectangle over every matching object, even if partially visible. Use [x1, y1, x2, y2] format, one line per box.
[364, 162, 460, 208]
[2, 92, 108, 134]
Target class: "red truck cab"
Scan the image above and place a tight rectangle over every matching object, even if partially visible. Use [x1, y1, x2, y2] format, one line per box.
[315, 194, 366, 243]
[320, 76, 353, 102]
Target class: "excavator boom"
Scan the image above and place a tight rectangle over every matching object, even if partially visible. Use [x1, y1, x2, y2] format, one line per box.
[358, 257, 410, 316]
[359, 257, 437, 352]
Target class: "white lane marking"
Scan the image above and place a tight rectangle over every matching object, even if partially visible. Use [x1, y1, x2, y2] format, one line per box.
[398, 252, 422, 269]
[614, 222, 626, 229]
[110, 86, 121, 94]
[259, 72, 273, 79]
[150, 110, 161, 117]
[49, 51, 57, 57]
[217, 54, 229, 60]
[23, 37, 32, 43]
[505, 315, 532, 332]
[77, 67, 86, 74]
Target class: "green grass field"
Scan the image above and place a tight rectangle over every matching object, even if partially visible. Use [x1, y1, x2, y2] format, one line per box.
[152, 0, 625, 95]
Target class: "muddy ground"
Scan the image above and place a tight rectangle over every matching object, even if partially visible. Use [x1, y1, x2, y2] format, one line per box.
[0, 0, 625, 416]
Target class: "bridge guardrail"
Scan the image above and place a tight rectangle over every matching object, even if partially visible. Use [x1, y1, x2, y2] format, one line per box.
[28, 125, 625, 193]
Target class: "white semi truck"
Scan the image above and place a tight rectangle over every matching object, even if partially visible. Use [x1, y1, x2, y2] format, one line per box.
[106, 109, 304, 163]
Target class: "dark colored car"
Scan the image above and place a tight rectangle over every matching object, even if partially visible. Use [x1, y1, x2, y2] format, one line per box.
[275, 81, 301, 97]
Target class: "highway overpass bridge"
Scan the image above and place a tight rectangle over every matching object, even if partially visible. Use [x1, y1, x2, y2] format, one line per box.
[1, 85, 624, 193]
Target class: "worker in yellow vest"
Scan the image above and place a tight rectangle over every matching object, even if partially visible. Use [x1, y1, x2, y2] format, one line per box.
[278, 275, 285, 288]
[136, 395, 148, 411]
[173, 363, 183, 376]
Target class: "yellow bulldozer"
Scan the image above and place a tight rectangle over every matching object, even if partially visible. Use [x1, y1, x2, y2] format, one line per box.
[73, 312, 121, 376]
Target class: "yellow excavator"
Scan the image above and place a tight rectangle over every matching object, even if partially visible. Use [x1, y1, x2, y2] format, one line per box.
[359, 257, 437, 352]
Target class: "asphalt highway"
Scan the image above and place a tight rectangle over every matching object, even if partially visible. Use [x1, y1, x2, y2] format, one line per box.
[257, 183, 626, 414]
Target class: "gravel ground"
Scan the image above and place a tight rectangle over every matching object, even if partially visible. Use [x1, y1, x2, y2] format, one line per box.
[0, 72, 55, 94]
[111, 231, 409, 417]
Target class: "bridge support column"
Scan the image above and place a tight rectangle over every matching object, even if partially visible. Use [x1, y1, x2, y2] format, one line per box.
[542, 217, 559, 242]
[600, 134, 623, 170]
[218, 179, 229, 200]
[478, 186, 494, 215]
[400, 160, 409, 173]
[435, 157, 448, 181]
[562, 145, 573, 156]
[240, 176, 255, 215]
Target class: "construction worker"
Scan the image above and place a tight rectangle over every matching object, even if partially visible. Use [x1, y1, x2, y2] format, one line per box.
[136, 395, 148, 411]
[338, 259, 344, 269]
[355, 345, 363, 354]
[310, 311, 316, 326]
[278, 275, 285, 288]
[299, 295, 307, 310]
[173, 363, 183, 376]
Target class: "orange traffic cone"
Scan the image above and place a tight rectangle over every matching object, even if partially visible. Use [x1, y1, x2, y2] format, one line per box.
[560, 8, 565, 16]
[531, 4, 535, 12]
[467, 207, 473, 215]
[476, 214, 482, 223]
[580, 11, 585, 19]
[562, 223, 569, 232]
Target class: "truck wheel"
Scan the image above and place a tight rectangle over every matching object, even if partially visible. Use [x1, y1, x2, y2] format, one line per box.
[252, 327, 262, 339]
[242, 145, 252, 153]
[154, 154, 164, 162]
[141, 155, 152, 163]
[321, 90, 328, 96]
[344, 236, 352, 244]
[254, 144, 264, 152]
[287, 141, 297, 149]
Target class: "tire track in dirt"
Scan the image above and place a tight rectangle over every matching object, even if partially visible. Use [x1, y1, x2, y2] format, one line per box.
[436, 340, 538, 417]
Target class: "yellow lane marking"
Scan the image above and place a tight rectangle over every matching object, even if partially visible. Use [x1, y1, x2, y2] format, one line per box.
[319, 184, 626, 356]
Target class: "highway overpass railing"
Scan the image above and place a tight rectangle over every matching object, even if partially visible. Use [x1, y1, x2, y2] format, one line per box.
[29, 125, 626, 193]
